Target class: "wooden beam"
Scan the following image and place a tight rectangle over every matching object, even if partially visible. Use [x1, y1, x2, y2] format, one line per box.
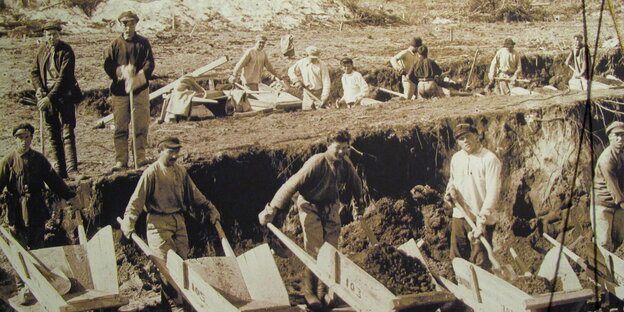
[524, 289, 593, 309]
[378, 87, 407, 99]
[150, 56, 229, 101]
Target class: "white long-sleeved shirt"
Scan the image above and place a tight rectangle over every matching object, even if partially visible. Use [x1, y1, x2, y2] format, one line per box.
[288, 57, 331, 101]
[341, 71, 369, 103]
[232, 48, 276, 85]
[446, 147, 502, 224]
[488, 48, 522, 81]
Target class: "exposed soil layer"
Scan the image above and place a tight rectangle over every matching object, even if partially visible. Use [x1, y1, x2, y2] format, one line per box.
[511, 275, 554, 295]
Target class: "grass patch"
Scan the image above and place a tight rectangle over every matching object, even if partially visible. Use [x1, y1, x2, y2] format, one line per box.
[341, 0, 406, 26]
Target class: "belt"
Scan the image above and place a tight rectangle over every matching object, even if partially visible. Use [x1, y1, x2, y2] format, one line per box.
[148, 210, 182, 216]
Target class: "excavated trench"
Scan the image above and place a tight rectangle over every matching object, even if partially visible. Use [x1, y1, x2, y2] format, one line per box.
[2, 51, 624, 311]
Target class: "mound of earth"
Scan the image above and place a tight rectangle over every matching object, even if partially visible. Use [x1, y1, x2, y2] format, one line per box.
[351, 243, 434, 295]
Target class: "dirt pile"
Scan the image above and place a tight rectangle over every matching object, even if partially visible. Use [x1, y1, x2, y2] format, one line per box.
[511, 275, 553, 295]
[351, 243, 434, 295]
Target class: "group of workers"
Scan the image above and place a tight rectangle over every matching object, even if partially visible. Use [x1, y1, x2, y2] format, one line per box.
[0, 9, 618, 311]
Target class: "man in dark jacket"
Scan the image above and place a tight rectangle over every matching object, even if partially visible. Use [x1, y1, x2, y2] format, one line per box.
[410, 46, 445, 99]
[258, 130, 364, 310]
[104, 11, 155, 171]
[0, 123, 76, 304]
[31, 21, 82, 178]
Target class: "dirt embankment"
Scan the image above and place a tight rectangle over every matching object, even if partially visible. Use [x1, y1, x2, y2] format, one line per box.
[0, 89, 618, 310]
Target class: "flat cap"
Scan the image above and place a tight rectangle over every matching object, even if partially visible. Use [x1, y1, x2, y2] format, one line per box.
[118, 11, 140, 22]
[158, 136, 182, 149]
[504, 38, 515, 47]
[12, 123, 35, 137]
[42, 21, 62, 31]
[411, 37, 423, 48]
[606, 121, 624, 135]
[454, 123, 478, 139]
[306, 46, 320, 58]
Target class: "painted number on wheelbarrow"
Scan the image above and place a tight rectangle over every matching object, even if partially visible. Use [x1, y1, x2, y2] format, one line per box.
[344, 278, 362, 298]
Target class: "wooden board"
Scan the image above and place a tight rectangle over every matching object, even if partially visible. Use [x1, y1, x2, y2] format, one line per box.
[317, 243, 397, 312]
[537, 247, 582, 291]
[452, 258, 531, 312]
[187, 257, 251, 305]
[32, 245, 93, 291]
[85, 226, 119, 294]
[237, 243, 290, 306]
[398, 238, 446, 291]
[267, 223, 396, 312]
[166, 251, 238, 312]
[0, 228, 68, 312]
[149, 56, 228, 101]
[524, 289, 593, 310]
[598, 245, 624, 285]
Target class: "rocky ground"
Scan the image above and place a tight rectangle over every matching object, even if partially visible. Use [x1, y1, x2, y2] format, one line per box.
[0, 0, 624, 311]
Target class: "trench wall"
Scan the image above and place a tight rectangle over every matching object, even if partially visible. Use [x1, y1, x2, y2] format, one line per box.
[55, 96, 624, 254]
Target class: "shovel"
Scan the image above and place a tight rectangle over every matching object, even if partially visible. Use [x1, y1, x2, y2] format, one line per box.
[448, 189, 516, 281]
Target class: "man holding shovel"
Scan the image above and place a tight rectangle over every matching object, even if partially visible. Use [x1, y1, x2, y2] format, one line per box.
[591, 121, 624, 252]
[487, 38, 522, 95]
[258, 130, 365, 310]
[31, 21, 82, 179]
[104, 11, 155, 171]
[119, 136, 221, 310]
[288, 45, 331, 110]
[444, 123, 502, 270]
[0, 123, 76, 305]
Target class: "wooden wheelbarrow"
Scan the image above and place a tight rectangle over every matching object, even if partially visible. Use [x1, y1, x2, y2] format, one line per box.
[437, 242, 593, 312]
[544, 232, 624, 300]
[0, 225, 129, 312]
[118, 218, 298, 311]
[267, 223, 454, 312]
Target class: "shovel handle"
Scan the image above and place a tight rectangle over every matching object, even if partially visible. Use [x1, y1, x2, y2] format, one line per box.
[215, 222, 236, 258]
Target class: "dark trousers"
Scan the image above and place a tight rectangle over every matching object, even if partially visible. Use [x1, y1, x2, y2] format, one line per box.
[449, 217, 494, 270]
[44, 97, 77, 176]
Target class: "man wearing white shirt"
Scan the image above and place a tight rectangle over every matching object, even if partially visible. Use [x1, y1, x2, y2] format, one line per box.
[444, 123, 502, 270]
[390, 37, 422, 100]
[229, 35, 281, 91]
[289, 46, 331, 110]
[487, 38, 522, 95]
[336, 58, 369, 108]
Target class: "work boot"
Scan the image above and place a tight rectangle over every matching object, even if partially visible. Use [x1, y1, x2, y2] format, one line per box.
[303, 269, 321, 310]
[16, 286, 35, 306]
[64, 137, 78, 173]
[53, 147, 68, 179]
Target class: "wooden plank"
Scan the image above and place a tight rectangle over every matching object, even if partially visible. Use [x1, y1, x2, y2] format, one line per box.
[0, 229, 68, 311]
[598, 245, 624, 285]
[543, 233, 587, 270]
[317, 243, 397, 312]
[184, 260, 239, 312]
[86, 226, 119, 294]
[537, 247, 582, 291]
[149, 56, 229, 101]
[524, 289, 593, 310]
[192, 97, 218, 104]
[438, 276, 502, 312]
[187, 257, 251, 305]
[267, 223, 395, 312]
[237, 243, 290, 306]
[452, 258, 530, 312]
[378, 87, 407, 99]
[391, 291, 454, 309]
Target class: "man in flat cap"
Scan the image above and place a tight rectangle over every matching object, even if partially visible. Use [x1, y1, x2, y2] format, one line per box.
[288, 45, 331, 110]
[488, 38, 523, 95]
[119, 136, 221, 260]
[119, 136, 222, 310]
[258, 130, 364, 309]
[229, 35, 282, 91]
[0, 123, 75, 304]
[390, 37, 422, 100]
[591, 121, 624, 251]
[31, 21, 82, 179]
[444, 123, 501, 270]
[104, 11, 155, 171]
